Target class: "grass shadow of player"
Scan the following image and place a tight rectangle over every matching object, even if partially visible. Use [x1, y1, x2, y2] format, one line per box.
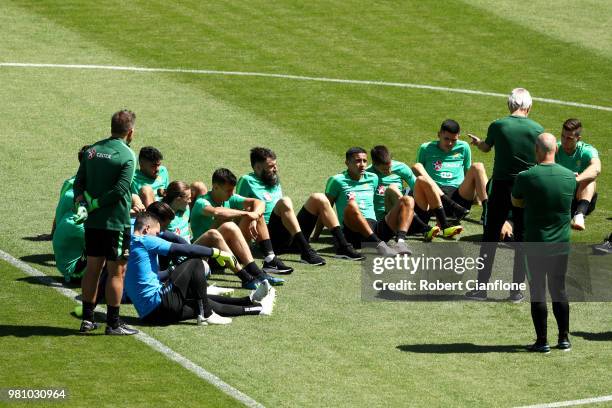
[571, 331, 612, 341]
[375, 290, 507, 302]
[0, 324, 75, 337]
[458, 233, 483, 242]
[22, 234, 53, 242]
[16, 274, 78, 289]
[19, 253, 55, 268]
[396, 343, 524, 354]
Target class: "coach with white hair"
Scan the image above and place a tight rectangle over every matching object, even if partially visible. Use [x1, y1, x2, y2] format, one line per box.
[466, 88, 544, 302]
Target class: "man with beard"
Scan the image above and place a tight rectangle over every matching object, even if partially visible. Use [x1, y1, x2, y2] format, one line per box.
[237, 147, 363, 266]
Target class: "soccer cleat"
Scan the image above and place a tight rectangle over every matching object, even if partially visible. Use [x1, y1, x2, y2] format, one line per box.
[105, 322, 139, 336]
[79, 320, 99, 334]
[334, 243, 365, 261]
[507, 291, 524, 303]
[465, 289, 487, 301]
[207, 284, 234, 296]
[199, 311, 232, 325]
[442, 225, 463, 238]
[571, 213, 585, 231]
[262, 273, 285, 286]
[262, 256, 294, 274]
[250, 279, 271, 303]
[300, 248, 326, 266]
[526, 342, 551, 354]
[376, 241, 398, 256]
[258, 287, 277, 316]
[242, 278, 262, 290]
[592, 240, 612, 255]
[423, 226, 441, 242]
[556, 338, 571, 351]
[395, 241, 413, 255]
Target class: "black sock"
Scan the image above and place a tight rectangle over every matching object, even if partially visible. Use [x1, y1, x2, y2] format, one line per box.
[366, 233, 382, 243]
[441, 195, 466, 216]
[575, 199, 590, 216]
[411, 214, 431, 234]
[293, 231, 311, 253]
[530, 302, 548, 344]
[258, 239, 275, 256]
[433, 206, 449, 229]
[396, 231, 407, 241]
[331, 226, 349, 247]
[236, 269, 254, 283]
[552, 302, 570, 341]
[245, 261, 265, 279]
[106, 305, 120, 328]
[82, 301, 95, 322]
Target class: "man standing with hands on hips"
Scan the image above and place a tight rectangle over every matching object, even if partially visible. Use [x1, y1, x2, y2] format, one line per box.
[73, 109, 139, 335]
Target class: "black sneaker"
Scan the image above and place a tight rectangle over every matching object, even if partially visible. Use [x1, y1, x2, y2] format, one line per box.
[556, 338, 571, 351]
[507, 291, 524, 303]
[300, 247, 326, 266]
[79, 320, 99, 334]
[105, 322, 139, 336]
[592, 239, 612, 255]
[465, 289, 487, 301]
[334, 243, 365, 261]
[262, 256, 294, 274]
[526, 342, 551, 353]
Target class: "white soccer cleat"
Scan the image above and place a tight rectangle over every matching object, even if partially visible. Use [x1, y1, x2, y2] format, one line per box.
[258, 287, 277, 316]
[571, 213, 585, 231]
[202, 311, 232, 325]
[207, 284, 234, 296]
[250, 279, 271, 303]
[196, 315, 208, 326]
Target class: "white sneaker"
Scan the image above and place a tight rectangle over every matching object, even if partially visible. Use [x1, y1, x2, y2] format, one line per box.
[199, 311, 232, 325]
[250, 279, 271, 303]
[207, 284, 234, 296]
[258, 287, 276, 316]
[571, 213, 585, 231]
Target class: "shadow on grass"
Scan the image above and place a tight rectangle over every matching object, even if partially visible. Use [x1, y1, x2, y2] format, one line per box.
[22, 234, 53, 242]
[459, 233, 483, 242]
[19, 253, 55, 268]
[375, 290, 507, 302]
[0, 324, 76, 337]
[16, 275, 78, 289]
[397, 343, 524, 353]
[571, 331, 612, 341]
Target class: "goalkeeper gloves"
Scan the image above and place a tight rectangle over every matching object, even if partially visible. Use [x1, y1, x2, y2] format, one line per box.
[72, 201, 89, 224]
[211, 248, 238, 270]
[84, 191, 100, 212]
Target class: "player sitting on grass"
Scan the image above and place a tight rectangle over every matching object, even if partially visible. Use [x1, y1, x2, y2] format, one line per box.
[132, 146, 207, 208]
[325, 147, 414, 255]
[366, 145, 463, 241]
[413, 119, 488, 230]
[125, 212, 276, 326]
[555, 118, 601, 231]
[191, 168, 294, 274]
[237, 147, 363, 265]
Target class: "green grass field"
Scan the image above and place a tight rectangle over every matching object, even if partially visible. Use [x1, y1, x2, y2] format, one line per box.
[1, 1, 610, 406]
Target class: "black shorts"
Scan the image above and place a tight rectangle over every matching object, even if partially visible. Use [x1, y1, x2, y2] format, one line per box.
[268, 207, 318, 254]
[85, 227, 131, 261]
[571, 192, 597, 215]
[342, 218, 395, 249]
[441, 185, 473, 214]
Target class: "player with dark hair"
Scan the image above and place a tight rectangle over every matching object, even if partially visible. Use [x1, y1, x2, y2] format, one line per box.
[325, 147, 413, 255]
[237, 147, 362, 266]
[555, 118, 601, 231]
[73, 109, 139, 335]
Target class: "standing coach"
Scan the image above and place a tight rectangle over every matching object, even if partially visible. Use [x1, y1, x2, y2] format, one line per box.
[466, 88, 544, 302]
[74, 110, 138, 335]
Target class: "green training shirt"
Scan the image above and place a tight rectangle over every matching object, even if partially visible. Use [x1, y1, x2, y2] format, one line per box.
[167, 206, 192, 242]
[485, 115, 544, 180]
[74, 137, 136, 231]
[236, 172, 282, 223]
[512, 163, 576, 242]
[130, 165, 170, 200]
[366, 160, 416, 221]
[417, 140, 471, 188]
[190, 191, 247, 239]
[52, 180, 85, 280]
[325, 171, 378, 225]
[555, 141, 599, 173]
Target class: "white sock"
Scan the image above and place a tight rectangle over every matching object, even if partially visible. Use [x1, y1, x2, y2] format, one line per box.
[264, 254, 275, 263]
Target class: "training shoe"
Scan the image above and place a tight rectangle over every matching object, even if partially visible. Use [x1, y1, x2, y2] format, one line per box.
[242, 278, 262, 290]
[300, 248, 326, 266]
[250, 279, 271, 303]
[79, 320, 99, 334]
[465, 289, 487, 301]
[258, 287, 277, 316]
[526, 342, 551, 354]
[592, 239, 612, 255]
[207, 284, 234, 296]
[376, 241, 398, 256]
[442, 225, 463, 238]
[571, 213, 585, 231]
[198, 311, 232, 325]
[262, 256, 294, 274]
[423, 226, 441, 242]
[105, 322, 139, 336]
[556, 338, 571, 351]
[334, 243, 365, 261]
[507, 291, 524, 303]
[262, 273, 285, 286]
[394, 241, 413, 255]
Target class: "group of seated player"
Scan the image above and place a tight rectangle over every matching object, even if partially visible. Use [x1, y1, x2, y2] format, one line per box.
[52, 116, 600, 325]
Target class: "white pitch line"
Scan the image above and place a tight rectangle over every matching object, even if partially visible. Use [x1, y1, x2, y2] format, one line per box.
[1, 62, 612, 112]
[515, 394, 612, 408]
[0, 249, 264, 408]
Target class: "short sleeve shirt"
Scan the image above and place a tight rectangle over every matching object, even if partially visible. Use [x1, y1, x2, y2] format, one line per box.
[366, 160, 417, 221]
[325, 171, 378, 225]
[167, 206, 192, 242]
[555, 141, 599, 173]
[190, 191, 247, 239]
[131, 165, 170, 200]
[417, 140, 471, 188]
[236, 173, 282, 223]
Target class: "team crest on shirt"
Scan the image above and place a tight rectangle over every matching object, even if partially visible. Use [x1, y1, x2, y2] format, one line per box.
[377, 185, 386, 195]
[263, 192, 272, 201]
[88, 148, 96, 160]
[346, 191, 356, 201]
[433, 160, 443, 171]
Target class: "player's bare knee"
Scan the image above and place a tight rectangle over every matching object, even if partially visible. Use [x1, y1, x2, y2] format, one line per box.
[399, 195, 414, 208]
[277, 196, 293, 211]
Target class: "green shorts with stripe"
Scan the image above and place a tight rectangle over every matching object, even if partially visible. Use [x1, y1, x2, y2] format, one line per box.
[85, 227, 131, 261]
